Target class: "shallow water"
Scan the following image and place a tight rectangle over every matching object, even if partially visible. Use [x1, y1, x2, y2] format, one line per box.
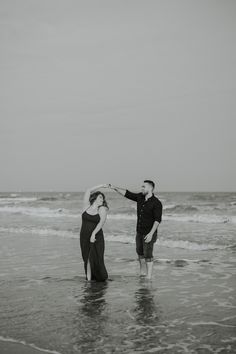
[0, 192, 236, 353]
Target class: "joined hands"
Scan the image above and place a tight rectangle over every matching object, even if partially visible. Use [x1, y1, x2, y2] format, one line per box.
[99, 184, 115, 189]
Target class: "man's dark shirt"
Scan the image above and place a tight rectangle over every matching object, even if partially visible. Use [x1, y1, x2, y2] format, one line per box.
[124, 190, 163, 235]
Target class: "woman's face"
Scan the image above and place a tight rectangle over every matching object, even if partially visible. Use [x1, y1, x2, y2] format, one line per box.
[96, 194, 104, 206]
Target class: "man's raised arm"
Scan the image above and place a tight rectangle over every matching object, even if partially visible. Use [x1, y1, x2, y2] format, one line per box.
[109, 184, 126, 196]
[109, 184, 139, 202]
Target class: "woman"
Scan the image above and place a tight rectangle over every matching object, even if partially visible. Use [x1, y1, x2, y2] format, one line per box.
[80, 184, 109, 282]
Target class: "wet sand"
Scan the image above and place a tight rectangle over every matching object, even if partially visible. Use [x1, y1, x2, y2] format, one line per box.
[0, 340, 60, 354]
[0, 232, 236, 353]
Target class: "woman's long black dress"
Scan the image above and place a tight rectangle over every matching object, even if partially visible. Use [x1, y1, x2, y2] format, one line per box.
[80, 210, 108, 281]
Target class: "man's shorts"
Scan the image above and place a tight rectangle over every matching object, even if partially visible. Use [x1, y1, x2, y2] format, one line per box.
[136, 231, 158, 262]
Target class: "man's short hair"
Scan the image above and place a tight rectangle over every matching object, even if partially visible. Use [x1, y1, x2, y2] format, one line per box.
[144, 180, 155, 190]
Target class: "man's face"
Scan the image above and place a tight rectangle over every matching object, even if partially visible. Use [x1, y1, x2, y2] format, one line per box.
[141, 182, 152, 195]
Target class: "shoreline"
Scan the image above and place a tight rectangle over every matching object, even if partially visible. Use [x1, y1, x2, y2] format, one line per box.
[0, 337, 62, 354]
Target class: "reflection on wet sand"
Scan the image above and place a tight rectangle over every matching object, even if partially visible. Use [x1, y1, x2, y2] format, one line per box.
[80, 281, 109, 317]
[134, 281, 162, 325]
[72, 281, 109, 352]
[131, 280, 164, 352]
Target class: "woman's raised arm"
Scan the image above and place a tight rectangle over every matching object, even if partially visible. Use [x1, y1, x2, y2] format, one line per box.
[82, 184, 109, 211]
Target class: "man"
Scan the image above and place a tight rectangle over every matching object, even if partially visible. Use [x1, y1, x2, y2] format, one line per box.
[109, 180, 162, 280]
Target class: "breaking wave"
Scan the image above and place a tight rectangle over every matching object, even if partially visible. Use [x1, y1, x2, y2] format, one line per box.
[0, 205, 235, 224]
[0, 226, 232, 251]
[0, 206, 78, 218]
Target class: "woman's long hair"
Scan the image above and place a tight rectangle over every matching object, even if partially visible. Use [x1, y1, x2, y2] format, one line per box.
[89, 191, 109, 209]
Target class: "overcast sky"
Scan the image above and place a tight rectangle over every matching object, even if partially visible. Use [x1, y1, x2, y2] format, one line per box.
[1, 0, 235, 192]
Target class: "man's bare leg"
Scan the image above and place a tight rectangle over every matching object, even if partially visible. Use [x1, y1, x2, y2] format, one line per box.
[138, 256, 147, 276]
[146, 260, 153, 280]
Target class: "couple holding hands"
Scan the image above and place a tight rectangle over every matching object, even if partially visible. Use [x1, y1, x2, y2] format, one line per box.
[79, 180, 163, 281]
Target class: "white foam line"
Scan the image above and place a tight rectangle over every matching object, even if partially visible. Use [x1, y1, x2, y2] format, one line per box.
[0, 227, 233, 251]
[188, 321, 236, 328]
[0, 335, 63, 354]
[221, 315, 236, 322]
[0, 227, 76, 239]
[221, 336, 236, 343]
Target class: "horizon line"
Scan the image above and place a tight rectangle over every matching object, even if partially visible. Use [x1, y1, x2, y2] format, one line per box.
[0, 190, 235, 193]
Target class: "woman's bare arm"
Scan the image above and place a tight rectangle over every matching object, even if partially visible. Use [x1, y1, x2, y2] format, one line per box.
[82, 184, 109, 212]
[90, 206, 108, 242]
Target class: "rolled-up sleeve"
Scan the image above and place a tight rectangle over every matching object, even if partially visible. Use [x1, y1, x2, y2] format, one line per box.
[124, 189, 140, 202]
[153, 201, 163, 223]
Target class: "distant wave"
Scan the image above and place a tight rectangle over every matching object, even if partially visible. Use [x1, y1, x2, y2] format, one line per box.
[0, 226, 231, 251]
[0, 205, 78, 218]
[0, 205, 235, 224]
[164, 204, 199, 212]
[0, 226, 76, 238]
[0, 194, 72, 202]
[164, 214, 234, 224]
[163, 204, 176, 210]
[37, 193, 73, 201]
[190, 193, 221, 201]
[108, 213, 235, 224]
[0, 194, 18, 198]
[108, 213, 136, 220]
[38, 197, 58, 201]
[0, 197, 37, 204]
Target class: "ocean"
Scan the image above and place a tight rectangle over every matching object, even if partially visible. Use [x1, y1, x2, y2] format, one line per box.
[0, 191, 235, 353]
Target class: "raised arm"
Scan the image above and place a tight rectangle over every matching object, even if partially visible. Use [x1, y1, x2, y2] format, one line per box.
[108, 184, 126, 196]
[82, 184, 109, 212]
[109, 184, 140, 202]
